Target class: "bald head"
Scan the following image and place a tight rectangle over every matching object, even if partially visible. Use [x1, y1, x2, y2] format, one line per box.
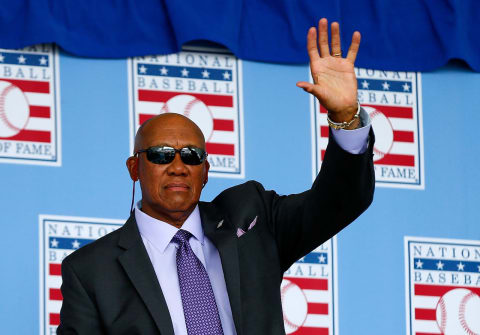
[134, 113, 205, 154]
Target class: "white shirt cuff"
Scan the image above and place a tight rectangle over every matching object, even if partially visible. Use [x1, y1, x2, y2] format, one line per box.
[330, 107, 371, 154]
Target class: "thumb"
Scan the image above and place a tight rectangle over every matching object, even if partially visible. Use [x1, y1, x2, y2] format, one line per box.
[296, 81, 315, 93]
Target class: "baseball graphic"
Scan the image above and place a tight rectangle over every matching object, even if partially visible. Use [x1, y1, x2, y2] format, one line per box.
[0, 80, 30, 138]
[363, 106, 394, 161]
[436, 288, 480, 335]
[281, 279, 308, 334]
[160, 94, 214, 142]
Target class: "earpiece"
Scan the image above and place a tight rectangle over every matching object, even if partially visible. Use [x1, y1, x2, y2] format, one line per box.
[134, 155, 139, 181]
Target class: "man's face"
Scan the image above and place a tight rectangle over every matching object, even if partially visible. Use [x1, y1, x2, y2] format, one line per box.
[131, 115, 209, 225]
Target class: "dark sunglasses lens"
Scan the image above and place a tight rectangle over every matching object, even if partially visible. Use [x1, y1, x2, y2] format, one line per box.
[180, 147, 205, 165]
[146, 147, 175, 164]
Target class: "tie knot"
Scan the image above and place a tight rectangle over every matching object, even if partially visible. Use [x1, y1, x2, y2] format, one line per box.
[172, 229, 192, 245]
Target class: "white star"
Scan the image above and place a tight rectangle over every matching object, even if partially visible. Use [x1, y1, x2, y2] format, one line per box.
[223, 71, 231, 80]
[436, 261, 444, 270]
[50, 238, 59, 248]
[382, 81, 390, 90]
[403, 83, 410, 92]
[298, 256, 305, 262]
[318, 255, 326, 263]
[39, 57, 47, 65]
[160, 66, 168, 75]
[72, 240, 80, 249]
[361, 80, 369, 89]
[139, 65, 147, 74]
[18, 55, 26, 64]
[0, 54, 4, 62]
[181, 68, 189, 77]
[201, 69, 210, 78]
[457, 262, 465, 271]
[415, 259, 423, 269]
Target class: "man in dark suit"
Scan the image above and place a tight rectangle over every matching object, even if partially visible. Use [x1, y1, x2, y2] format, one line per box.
[58, 18, 375, 334]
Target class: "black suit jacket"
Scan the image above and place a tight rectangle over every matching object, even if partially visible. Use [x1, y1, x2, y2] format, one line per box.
[58, 132, 375, 335]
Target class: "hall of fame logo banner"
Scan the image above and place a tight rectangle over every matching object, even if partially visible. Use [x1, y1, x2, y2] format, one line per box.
[312, 68, 424, 189]
[39, 215, 123, 335]
[128, 48, 245, 178]
[404, 236, 480, 335]
[0, 44, 61, 166]
[281, 238, 338, 335]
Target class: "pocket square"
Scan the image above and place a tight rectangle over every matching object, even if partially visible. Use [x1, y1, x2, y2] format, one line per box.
[236, 216, 258, 238]
[236, 228, 246, 238]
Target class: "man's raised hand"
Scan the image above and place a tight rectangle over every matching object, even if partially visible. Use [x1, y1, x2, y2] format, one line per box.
[297, 18, 361, 124]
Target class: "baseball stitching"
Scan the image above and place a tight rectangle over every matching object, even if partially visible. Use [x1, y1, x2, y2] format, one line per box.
[183, 98, 200, 119]
[459, 291, 478, 335]
[185, 97, 214, 142]
[369, 110, 392, 159]
[437, 296, 447, 333]
[373, 147, 386, 159]
[0, 84, 23, 133]
[281, 281, 306, 331]
[369, 110, 382, 119]
[160, 102, 170, 114]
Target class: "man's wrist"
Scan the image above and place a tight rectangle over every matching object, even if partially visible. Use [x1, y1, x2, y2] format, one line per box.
[328, 103, 358, 123]
[327, 101, 361, 130]
[343, 116, 361, 130]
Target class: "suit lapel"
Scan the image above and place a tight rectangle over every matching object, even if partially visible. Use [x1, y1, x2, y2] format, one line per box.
[117, 215, 175, 335]
[199, 202, 243, 335]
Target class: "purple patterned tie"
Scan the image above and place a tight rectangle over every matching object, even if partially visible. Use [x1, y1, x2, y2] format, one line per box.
[172, 229, 224, 335]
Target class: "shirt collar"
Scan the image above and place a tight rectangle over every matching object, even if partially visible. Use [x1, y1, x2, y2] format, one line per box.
[135, 201, 204, 253]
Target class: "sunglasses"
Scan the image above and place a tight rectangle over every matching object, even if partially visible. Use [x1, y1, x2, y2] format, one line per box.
[135, 146, 208, 165]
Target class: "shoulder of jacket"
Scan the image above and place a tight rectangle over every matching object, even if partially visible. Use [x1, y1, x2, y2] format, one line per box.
[214, 180, 264, 199]
[62, 224, 124, 267]
[210, 180, 270, 218]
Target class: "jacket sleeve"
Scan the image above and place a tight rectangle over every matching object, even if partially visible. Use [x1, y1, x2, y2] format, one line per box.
[57, 259, 105, 335]
[260, 129, 375, 272]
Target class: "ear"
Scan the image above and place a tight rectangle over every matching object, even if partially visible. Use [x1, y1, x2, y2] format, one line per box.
[126, 156, 139, 181]
[203, 160, 210, 186]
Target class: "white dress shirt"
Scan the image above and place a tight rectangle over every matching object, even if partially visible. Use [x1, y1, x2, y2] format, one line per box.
[135, 205, 237, 335]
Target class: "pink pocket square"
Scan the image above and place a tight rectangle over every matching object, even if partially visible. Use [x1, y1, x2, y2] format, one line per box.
[236, 216, 258, 238]
[236, 228, 246, 238]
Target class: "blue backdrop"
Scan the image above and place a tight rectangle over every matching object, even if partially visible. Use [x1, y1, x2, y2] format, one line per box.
[0, 46, 479, 333]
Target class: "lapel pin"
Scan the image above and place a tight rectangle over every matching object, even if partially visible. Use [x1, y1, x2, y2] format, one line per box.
[216, 220, 224, 229]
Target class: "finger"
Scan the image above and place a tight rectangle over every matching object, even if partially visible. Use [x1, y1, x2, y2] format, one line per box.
[297, 81, 326, 101]
[318, 18, 330, 57]
[346, 31, 361, 63]
[306, 27, 321, 63]
[296, 81, 315, 93]
[330, 22, 341, 57]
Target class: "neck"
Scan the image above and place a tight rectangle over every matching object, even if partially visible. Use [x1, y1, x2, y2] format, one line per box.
[140, 203, 195, 229]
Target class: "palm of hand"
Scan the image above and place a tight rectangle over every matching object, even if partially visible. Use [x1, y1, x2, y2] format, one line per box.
[310, 57, 357, 113]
